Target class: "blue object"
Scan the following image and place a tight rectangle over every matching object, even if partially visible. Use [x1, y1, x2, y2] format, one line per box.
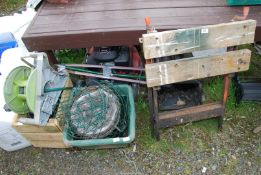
[0, 32, 18, 59]
[227, 0, 261, 6]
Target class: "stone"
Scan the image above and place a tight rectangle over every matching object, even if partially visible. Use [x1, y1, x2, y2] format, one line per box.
[253, 125, 261, 134]
[202, 167, 207, 173]
[212, 165, 217, 171]
[248, 162, 251, 167]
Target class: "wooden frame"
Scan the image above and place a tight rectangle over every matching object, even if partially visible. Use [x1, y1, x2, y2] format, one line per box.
[146, 49, 251, 87]
[143, 20, 255, 140]
[12, 115, 68, 148]
[148, 75, 230, 140]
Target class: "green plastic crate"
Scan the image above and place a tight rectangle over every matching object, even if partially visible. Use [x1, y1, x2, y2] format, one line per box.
[63, 84, 136, 148]
[226, 0, 261, 6]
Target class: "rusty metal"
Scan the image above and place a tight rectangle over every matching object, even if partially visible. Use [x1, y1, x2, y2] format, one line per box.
[65, 64, 145, 71]
[222, 74, 231, 105]
[67, 70, 147, 84]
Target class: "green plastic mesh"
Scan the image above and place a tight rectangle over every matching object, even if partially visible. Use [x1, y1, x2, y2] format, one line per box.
[60, 80, 129, 139]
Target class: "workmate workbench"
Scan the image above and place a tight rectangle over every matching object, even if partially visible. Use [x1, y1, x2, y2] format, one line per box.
[22, 0, 261, 52]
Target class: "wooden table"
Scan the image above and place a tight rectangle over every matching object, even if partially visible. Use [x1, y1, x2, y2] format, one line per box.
[22, 0, 261, 52]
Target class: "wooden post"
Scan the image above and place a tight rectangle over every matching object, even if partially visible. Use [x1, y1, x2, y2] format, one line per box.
[45, 50, 58, 66]
[148, 88, 155, 138]
[152, 88, 160, 140]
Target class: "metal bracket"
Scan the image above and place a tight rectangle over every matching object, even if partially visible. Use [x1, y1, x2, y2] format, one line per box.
[18, 53, 68, 126]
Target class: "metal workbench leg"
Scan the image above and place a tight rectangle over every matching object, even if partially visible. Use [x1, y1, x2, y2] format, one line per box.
[219, 74, 231, 130]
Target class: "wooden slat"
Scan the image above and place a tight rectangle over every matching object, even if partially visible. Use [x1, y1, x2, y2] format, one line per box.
[31, 140, 68, 148]
[145, 49, 251, 87]
[28, 7, 261, 34]
[158, 103, 224, 128]
[21, 133, 63, 141]
[40, 0, 227, 15]
[33, 7, 244, 26]
[12, 115, 61, 133]
[142, 20, 256, 59]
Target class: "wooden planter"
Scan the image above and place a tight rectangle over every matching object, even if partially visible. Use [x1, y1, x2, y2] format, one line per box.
[12, 115, 69, 148]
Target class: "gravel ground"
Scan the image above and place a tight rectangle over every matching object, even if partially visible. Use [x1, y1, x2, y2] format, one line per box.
[0, 106, 260, 175]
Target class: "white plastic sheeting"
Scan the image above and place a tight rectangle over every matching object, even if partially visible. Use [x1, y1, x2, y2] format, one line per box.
[26, 0, 42, 8]
[0, 8, 37, 151]
[0, 8, 36, 49]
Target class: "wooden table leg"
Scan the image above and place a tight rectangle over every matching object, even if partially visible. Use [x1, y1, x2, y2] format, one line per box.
[45, 50, 58, 66]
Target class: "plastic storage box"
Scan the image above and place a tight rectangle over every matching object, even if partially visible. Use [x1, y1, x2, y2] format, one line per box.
[63, 84, 136, 148]
[0, 32, 17, 59]
[226, 0, 261, 6]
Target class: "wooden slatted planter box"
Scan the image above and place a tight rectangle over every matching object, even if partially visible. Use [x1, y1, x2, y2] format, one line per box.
[11, 80, 72, 148]
[12, 115, 69, 148]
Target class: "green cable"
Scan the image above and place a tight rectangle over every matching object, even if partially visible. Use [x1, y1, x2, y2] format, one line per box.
[112, 73, 145, 79]
[65, 66, 102, 75]
[44, 87, 72, 93]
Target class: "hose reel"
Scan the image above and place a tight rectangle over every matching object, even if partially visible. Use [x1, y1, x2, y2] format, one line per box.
[3, 53, 68, 126]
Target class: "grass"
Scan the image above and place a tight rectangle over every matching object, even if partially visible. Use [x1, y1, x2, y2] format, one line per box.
[238, 44, 261, 78]
[0, 0, 27, 16]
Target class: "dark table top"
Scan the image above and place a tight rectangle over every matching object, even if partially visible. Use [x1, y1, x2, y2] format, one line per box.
[22, 0, 261, 51]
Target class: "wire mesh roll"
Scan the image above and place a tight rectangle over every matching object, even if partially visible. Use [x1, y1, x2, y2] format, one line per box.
[62, 81, 128, 139]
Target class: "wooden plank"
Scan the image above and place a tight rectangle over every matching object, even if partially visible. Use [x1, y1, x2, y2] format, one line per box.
[40, 0, 227, 15]
[12, 115, 61, 133]
[31, 140, 69, 148]
[21, 133, 63, 141]
[142, 20, 256, 59]
[145, 49, 251, 87]
[22, 1, 261, 51]
[158, 103, 224, 128]
[28, 7, 261, 34]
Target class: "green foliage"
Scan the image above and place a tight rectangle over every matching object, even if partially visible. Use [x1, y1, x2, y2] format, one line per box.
[202, 76, 236, 109]
[136, 95, 148, 113]
[55, 49, 86, 64]
[238, 44, 261, 78]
